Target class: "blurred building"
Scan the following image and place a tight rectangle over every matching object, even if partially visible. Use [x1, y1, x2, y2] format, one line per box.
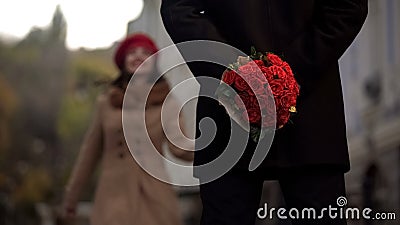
[340, 0, 400, 224]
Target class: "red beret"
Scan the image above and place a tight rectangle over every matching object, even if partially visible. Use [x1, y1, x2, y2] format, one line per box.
[113, 33, 159, 71]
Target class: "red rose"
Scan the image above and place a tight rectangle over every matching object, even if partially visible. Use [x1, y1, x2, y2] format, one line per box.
[261, 66, 270, 75]
[242, 107, 261, 124]
[233, 75, 250, 92]
[262, 114, 275, 128]
[277, 67, 288, 80]
[269, 65, 287, 79]
[295, 85, 300, 95]
[267, 53, 284, 66]
[238, 92, 251, 107]
[262, 67, 273, 80]
[282, 62, 294, 76]
[222, 70, 237, 85]
[259, 95, 275, 115]
[238, 64, 256, 76]
[263, 82, 272, 94]
[245, 61, 264, 78]
[280, 92, 297, 108]
[253, 60, 265, 67]
[216, 49, 299, 134]
[241, 92, 258, 109]
[274, 97, 282, 108]
[292, 78, 300, 94]
[247, 77, 266, 96]
[285, 79, 299, 95]
[252, 94, 276, 127]
[236, 92, 261, 124]
[269, 79, 285, 96]
[277, 109, 290, 128]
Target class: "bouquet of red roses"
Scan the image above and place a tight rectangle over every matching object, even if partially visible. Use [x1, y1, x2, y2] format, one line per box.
[215, 47, 300, 142]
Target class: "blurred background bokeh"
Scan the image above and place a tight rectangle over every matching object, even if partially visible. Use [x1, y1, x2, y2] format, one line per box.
[0, 0, 398, 225]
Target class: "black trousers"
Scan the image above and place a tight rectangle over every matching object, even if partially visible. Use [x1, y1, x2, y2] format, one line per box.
[199, 168, 348, 225]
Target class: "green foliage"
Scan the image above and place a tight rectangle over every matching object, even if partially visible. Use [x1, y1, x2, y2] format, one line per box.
[71, 50, 116, 81]
[0, 76, 18, 162]
[0, 76, 18, 118]
[57, 95, 93, 142]
[250, 46, 263, 60]
[0, 5, 115, 223]
[58, 48, 115, 145]
[12, 168, 52, 206]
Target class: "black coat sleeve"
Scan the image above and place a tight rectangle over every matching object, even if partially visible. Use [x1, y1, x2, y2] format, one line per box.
[161, 0, 225, 44]
[161, 0, 232, 81]
[282, 0, 368, 79]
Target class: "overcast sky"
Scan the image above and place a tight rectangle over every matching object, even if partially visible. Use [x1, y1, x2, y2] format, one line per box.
[0, 0, 143, 49]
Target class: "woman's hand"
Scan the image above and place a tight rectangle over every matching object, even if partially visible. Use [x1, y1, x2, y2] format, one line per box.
[61, 201, 77, 220]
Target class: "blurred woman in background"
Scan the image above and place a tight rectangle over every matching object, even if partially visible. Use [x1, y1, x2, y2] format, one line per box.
[62, 33, 194, 225]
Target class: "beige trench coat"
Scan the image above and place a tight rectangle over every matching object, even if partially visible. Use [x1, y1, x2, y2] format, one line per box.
[64, 80, 194, 225]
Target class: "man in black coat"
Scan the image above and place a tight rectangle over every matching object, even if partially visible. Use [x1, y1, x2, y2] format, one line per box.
[161, 0, 368, 224]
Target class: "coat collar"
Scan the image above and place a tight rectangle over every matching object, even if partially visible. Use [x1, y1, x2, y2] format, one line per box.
[108, 79, 170, 109]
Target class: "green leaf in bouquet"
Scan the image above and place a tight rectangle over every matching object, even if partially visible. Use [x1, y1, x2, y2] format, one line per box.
[251, 46, 257, 59]
[250, 126, 261, 143]
[287, 118, 295, 125]
[257, 52, 263, 60]
[250, 46, 264, 60]
[228, 62, 239, 71]
[262, 55, 272, 66]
